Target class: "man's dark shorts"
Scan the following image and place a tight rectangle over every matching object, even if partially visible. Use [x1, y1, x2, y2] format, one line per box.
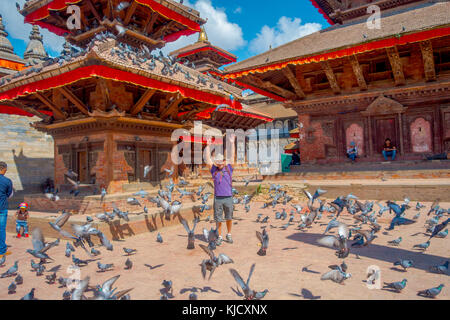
[213, 196, 233, 222]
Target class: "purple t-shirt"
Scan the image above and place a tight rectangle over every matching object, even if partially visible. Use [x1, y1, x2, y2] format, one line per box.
[211, 164, 233, 197]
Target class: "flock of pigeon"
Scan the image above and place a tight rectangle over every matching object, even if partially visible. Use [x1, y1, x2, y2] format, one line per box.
[0, 173, 448, 299]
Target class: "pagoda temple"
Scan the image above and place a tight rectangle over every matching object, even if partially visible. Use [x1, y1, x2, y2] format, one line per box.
[223, 0, 450, 164]
[0, 0, 271, 193]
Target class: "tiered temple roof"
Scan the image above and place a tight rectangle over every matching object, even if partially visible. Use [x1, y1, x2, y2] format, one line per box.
[223, 1, 450, 103]
[19, 0, 207, 50]
[170, 27, 237, 74]
[310, 0, 431, 25]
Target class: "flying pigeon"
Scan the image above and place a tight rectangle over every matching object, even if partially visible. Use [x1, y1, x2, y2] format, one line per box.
[256, 229, 269, 256]
[199, 244, 233, 281]
[181, 217, 198, 250]
[229, 263, 268, 300]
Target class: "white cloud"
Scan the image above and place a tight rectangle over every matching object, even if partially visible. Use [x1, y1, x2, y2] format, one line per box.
[162, 0, 246, 55]
[233, 7, 242, 14]
[1, 0, 245, 57]
[249, 16, 322, 54]
[0, 0, 65, 56]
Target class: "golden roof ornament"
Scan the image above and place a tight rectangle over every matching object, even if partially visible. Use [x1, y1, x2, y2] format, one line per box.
[197, 27, 209, 43]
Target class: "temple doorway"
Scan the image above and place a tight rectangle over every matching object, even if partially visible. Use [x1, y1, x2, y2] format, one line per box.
[375, 118, 397, 153]
[77, 151, 88, 183]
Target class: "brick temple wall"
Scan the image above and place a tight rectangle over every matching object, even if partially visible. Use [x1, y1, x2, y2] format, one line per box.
[0, 114, 54, 196]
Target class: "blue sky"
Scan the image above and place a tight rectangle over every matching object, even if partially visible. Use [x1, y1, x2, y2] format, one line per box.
[2, 0, 329, 63]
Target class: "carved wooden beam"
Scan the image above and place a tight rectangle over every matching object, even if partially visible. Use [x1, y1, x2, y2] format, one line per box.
[282, 66, 305, 99]
[130, 88, 157, 115]
[160, 94, 183, 120]
[57, 87, 89, 115]
[34, 92, 67, 120]
[348, 55, 368, 90]
[320, 61, 341, 94]
[179, 109, 198, 122]
[106, 0, 113, 20]
[386, 46, 405, 86]
[2, 101, 50, 120]
[295, 66, 312, 93]
[98, 79, 111, 108]
[419, 40, 436, 82]
[246, 75, 296, 100]
[153, 21, 176, 40]
[144, 12, 159, 34]
[124, 0, 138, 25]
[86, 0, 102, 23]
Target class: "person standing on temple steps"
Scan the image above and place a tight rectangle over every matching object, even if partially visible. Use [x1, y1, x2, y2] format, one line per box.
[205, 134, 236, 246]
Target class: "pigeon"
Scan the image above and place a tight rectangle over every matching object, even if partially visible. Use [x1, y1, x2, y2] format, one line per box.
[62, 290, 71, 300]
[413, 240, 430, 251]
[229, 264, 268, 300]
[1, 261, 18, 278]
[377, 202, 389, 216]
[164, 166, 174, 177]
[72, 254, 89, 266]
[304, 188, 327, 206]
[14, 274, 23, 285]
[21, 288, 36, 300]
[429, 261, 449, 274]
[46, 272, 57, 284]
[70, 276, 90, 300]
[416, 202, 425, 210]
[383, 279, 407, 293]
[142, 165, 154, 178]
[388, 237, 402, 246]
[133, 189, 149, 199]
[199, 244, 234, 280]
[429, 218, 449, 240]
[125, 258, 133, 270]
[127, 197, 141, 206]
[435, 228, 448, 238]
[8, 281, 16, 294]
[92, 275, 133, 300]
[96, 231, 114, 251]
[417, 284, 444, 298]
[91, 248, 101, 256]
[256, 229, 269, 256]
[181, 218, 198, 250]
[0, 255, 5, 267]
[394, 259, 413, 271]
[156, 233, 163, 243]
[328, 261, 348, 273]
[317, 222, 350, 258]
[97, 262, 114, 272]
[189, 292, 198, 300]
[321, 266, 351, 284]
[324, 218, 340, 234]
[115, 25, 127, 37]
[162, 280, 173, 296]
[123, 247, 137, 256]
[427, 200, 440, 216]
